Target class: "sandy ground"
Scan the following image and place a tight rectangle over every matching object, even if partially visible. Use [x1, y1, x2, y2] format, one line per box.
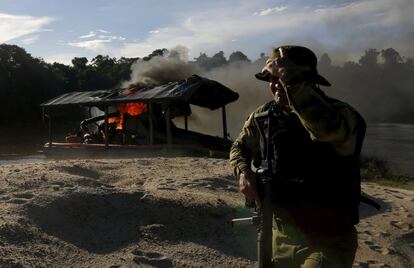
[0, 157, 413, 268]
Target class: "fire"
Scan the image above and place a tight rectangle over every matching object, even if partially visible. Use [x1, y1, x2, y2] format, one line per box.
[108, 102, 148, 130]
[119, 102, 148, 116]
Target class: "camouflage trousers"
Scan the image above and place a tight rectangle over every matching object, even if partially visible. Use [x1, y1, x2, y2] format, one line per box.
[272, 216, 358, 268]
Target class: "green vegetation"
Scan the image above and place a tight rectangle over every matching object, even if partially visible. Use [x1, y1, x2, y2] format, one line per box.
[1, 43, 414, 128]
[360, 156, 414, 190]
[0, 44, 140, 124]
[0, 44, 254, 125]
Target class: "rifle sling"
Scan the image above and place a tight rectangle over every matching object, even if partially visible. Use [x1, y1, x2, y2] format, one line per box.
[360, 195, 381, 210]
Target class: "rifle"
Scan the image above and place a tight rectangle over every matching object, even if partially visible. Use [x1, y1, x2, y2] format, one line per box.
[232, 105, 282, 268]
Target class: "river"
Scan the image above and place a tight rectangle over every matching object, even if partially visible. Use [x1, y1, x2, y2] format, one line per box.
[1, 123, 413, 177]
[363, 123, 414, 177]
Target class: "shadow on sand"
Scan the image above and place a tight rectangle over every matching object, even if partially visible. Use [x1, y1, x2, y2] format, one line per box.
[25, 191, 256, 261]
[359, 192, 390, 220]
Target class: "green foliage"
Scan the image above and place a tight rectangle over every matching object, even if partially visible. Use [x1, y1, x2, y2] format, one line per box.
[0, 45, 62, 123]
[358, 48, 380, 68]
[142, 48, 168, 61]
[319, 53, 332, 68]
[71, 57, 88, 69]
[360, 156, 413, 190]
[1, 44, 414, 125]
[360, 156, 391, 180]
[0, 44, 139, 124]
[229, 51, 251, 64]
[381, 48, 403, 66]
[320, 48, 414, 123]
[193, 51, 228, 70]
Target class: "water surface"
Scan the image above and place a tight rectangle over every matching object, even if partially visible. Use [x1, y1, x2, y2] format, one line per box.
[1, 123, 413, 177]
[363, 123, 414, 177]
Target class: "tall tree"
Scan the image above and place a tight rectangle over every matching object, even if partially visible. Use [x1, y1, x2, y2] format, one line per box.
[229, 51, 251, 63]
[359, 48, 379, 68]
[319, 53, 332, 69]
[211, 51, 227, 68]
[71, 57, 88, 70]
[143, 48, 168, 61]
[381, 48, 402, 66]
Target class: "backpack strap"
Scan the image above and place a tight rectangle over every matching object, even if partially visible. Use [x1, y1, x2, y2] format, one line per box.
[361, 192, 381, 210]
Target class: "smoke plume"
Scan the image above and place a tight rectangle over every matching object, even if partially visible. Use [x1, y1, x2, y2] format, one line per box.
[178, 53, 414, 141]
[123, 46, 198, 87]
[123, 45, 414, 141]
[170, 60, 272, 139]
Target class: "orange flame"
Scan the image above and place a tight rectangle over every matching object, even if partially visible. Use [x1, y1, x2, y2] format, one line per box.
[119, 103, 148, 116]
[108, 103, 148, 130]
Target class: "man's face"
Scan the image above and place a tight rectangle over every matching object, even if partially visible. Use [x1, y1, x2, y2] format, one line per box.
[262, 53, 290, 109]
[269, 75, 289, 107]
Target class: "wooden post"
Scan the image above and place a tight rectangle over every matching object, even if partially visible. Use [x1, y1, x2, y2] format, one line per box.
[42, 107, 45, 123]
[149, 103, 154, 145]
[48, 112, 52, 147]
[222, 105, 227, 140]
[104, 106, 109, 147]
[165, 104, 172, 145]
[184, 116, 188, 131]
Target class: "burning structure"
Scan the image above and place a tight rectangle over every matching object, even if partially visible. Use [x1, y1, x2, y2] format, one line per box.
[40, 75, 239, 157]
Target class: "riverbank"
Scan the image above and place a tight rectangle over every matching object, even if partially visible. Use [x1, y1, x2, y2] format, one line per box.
[363, 123, 414, 177]
[361, 156, 414, 191]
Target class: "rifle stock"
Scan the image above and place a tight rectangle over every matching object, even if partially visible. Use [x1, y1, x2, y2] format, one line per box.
[256, 170, 273, 268]
[232, 107, 279, 268]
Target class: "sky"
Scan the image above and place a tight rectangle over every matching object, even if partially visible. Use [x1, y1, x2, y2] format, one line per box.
[0, 0, 413, 65]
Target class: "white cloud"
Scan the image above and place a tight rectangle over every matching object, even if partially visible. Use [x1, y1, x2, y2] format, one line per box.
[79, 31, 96, 39]
[68, 30, 126, 52]
[254, 6, 287, 16]
[68, 39, 112, 52]
[59, 0, 413, 61]
[114, 0, 414, 59]
[98, 34, 126, 41]
[117, 6, 305, 58]
[19, 35, 39, 45]
[43, 53, 79, 65]
[0, 13, 55, 43]
[78, 29, 124, 42]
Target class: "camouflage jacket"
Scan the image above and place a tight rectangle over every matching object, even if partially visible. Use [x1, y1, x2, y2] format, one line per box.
[229, 72, 363, 177]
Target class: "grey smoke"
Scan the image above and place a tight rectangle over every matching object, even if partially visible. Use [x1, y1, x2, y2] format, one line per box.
[181, 51, 414, 140]
[124, 45, 198, 87]
[122, 46, 269, 139]
[190, 61, 271, 139]
[123, 44, 414, 141]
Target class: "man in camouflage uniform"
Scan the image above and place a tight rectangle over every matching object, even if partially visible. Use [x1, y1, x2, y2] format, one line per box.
[230, 46, 366, 268]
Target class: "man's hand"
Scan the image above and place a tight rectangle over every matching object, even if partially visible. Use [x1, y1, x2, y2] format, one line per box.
[239, 169, 261, 207]
[262, 48, 310, 80]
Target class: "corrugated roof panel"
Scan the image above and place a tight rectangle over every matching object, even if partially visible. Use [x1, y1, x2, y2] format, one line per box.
[41, 75, 239, 110]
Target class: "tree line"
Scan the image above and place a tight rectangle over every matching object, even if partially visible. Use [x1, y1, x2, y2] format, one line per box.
[318, 48, 414, 123]
[0, 43, 413, 124]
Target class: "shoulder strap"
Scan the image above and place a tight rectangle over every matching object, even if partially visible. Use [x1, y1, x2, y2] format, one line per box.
[361, 192, 381, 210]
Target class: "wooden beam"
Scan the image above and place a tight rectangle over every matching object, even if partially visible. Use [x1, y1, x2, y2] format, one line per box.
[165, 104, 172, 145]
[149, 103, 154, 145]
[104, 106, 109, 147]
[48, 112, 52, 147]
[222, 105, 227, 140]
[42, 107, 45, 123]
